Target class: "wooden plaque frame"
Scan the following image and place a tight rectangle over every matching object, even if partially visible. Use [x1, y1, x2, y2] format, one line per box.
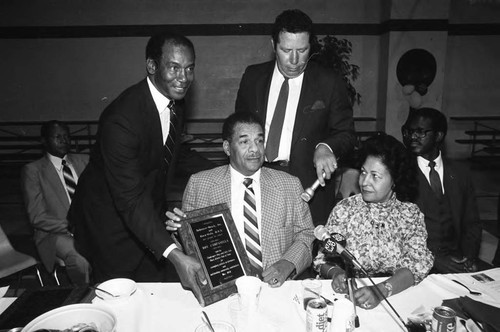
[178, 203, 253, 306]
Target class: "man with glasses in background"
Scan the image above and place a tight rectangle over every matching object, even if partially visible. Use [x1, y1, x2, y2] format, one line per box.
[402, 107, 491, 273]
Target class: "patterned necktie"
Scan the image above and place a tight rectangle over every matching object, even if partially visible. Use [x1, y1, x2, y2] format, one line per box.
[164, 100, 177, 166]
[62, 159, 76, 201]
[428, 161, 443, 198]
[243, 178, 263, 274]
[266, 77, 289, 162]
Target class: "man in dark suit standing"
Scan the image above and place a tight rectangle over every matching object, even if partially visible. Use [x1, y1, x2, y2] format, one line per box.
[402, 107, 490, 273]
[69, 33, 206, 304]
[21, 120, 90, 285]
[235, 9, 356, 226]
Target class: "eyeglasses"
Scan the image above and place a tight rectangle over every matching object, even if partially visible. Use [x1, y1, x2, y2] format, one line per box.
[402, 128, 435, 139]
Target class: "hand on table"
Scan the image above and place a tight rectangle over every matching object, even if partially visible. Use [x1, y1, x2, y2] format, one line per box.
[313, 145, 338, 186]
[330, 269, 349, 294]
[262, 259, 295, 288]
[353, 285, 383, 310]
[168, 249, 207, 306]
[165, 207, 186, 231]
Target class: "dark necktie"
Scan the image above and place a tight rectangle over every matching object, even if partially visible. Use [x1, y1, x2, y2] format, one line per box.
[428, 161, 443, 198]
[266, 77, 289, 162]
[243, 178, 263, 273]
[62, 159, 76, 201]
[164, 100, 177, 166]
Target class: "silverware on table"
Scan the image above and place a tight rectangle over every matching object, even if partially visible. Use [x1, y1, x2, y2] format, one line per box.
[89, 285, 118, 298]
[201, 311, 215, 332]
[452, 279, 482, 296]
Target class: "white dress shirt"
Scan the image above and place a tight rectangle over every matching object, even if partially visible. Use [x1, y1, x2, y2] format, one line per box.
[48, 153, 79, 203]
[417, 152, 445, 194]
[265, 64, 304, 162]
[147, 76, 174, 143]
[147, 77, 178, 257]
[229, 166, 262, 245]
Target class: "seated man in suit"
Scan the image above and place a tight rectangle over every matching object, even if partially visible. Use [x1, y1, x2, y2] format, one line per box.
[21, 120, 90, 285]
[166, 112, 315, 287]
[402, 108, 490, 273]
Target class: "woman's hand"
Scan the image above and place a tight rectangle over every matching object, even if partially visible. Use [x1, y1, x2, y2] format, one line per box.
[165, 207, 186, 231]
[330, 269, 348, 294]
[353, 285, 382, 310]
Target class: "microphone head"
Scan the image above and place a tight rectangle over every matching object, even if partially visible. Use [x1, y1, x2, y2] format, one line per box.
[313, 225, 329, 241]
[330, 232, 347, 247]
[300, 191, 312, 202]
[301, 187, 315, 202]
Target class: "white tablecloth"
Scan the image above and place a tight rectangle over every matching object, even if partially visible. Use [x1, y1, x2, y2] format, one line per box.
[2, 269, 499, 331]
[88, 268, 500, 332]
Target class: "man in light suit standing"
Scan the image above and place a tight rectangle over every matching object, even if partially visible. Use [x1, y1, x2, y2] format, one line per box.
[167, 112, 315, 286]
[21, 120, 90, 285]
[235, 9, 356, 226]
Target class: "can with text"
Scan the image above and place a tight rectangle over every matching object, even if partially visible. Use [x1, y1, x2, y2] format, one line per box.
[306, 298, 328, 332]
[432, 306, 456, 332]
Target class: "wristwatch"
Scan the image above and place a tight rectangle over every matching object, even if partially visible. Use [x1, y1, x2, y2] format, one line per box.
[382, 281, 393, 297]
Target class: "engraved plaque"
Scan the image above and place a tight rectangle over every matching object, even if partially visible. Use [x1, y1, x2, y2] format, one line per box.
[178, 203, 253, 306]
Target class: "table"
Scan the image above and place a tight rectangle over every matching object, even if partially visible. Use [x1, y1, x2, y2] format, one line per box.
[2, 268, 500, 332]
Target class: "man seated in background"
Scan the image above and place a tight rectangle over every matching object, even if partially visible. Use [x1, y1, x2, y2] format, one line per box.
[166, 112, 315, 286]
[21, 120, 90, 285]
[402, 108, 491, 273]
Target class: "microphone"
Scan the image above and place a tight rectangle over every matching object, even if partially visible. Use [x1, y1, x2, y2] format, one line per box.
[301, 172, 325, 202]
[313, 226, 366, 273]
[315, 225, 414, 332]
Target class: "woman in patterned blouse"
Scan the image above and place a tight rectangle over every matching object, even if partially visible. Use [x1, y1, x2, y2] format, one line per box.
[314, 134, 434, 310]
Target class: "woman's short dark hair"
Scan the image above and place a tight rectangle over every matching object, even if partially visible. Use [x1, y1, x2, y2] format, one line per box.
[357, 133, 417, 202]
[222, 112, 264, 142]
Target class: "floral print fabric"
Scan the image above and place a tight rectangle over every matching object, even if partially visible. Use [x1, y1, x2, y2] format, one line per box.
[314, 193, 434, 283]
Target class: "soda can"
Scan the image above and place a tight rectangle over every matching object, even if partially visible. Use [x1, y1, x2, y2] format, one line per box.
[432, 306, 456, 332]
[306, 298, 328, 332]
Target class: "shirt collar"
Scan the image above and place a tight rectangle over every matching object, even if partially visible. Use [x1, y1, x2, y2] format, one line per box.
[273, 63, 305, 84]
[417, 151, 443, 170]
[47, 153, 66, 170]
[229, 165, 261, 186]
[147, 76, 173, 115]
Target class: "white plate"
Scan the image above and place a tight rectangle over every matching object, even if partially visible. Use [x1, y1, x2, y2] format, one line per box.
[95, 278, 137, 300]
[22, 303, 116, 332]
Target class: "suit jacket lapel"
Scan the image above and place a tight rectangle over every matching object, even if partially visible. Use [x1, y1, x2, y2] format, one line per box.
[66, 154, 84, 176]
[41, 157, 70, 210]
[291, 65, 315, 147]
[442, 160, 461, 234]
[259, 168, 279, 268]
[216, 166, 232, 209]
[256, 63, 275, 124]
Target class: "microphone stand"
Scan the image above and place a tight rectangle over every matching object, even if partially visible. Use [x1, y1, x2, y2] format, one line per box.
[346, 258, 410, 332]
[345, 263, 360, 328]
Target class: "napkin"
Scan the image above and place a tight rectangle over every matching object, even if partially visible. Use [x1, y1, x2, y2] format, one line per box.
[0, 286, 8, 298]
[442, 296, 500, 332]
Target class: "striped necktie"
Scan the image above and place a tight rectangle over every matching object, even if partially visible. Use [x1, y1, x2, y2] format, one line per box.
[61, 159, 76, 201]
[266, 77, 289, 162]
[243, 178, 263, 274]
[164, 100, 177, 166]
[428, 161, 443, 198]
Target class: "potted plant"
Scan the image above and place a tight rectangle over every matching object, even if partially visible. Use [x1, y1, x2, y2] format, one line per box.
[312, 35, 361, 107]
